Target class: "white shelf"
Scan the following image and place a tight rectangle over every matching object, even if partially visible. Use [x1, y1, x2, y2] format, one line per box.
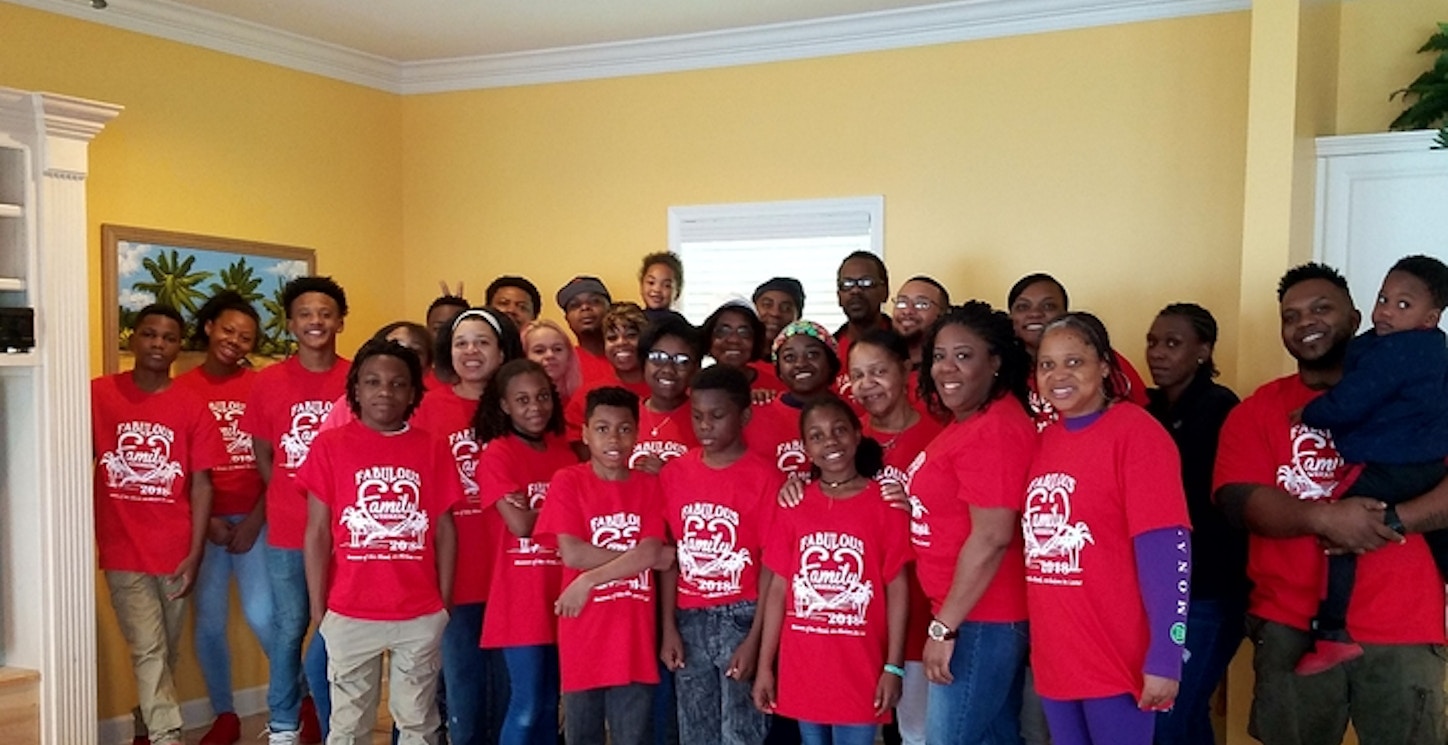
[0, 277, 24, 292]
[0, 204, 21, 218]
[0, 351, 37, 368]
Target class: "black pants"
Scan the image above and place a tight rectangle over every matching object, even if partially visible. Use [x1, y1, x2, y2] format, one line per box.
[1315, 460, 1448, 636]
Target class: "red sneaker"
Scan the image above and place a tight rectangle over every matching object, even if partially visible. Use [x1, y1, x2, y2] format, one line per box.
[1295, 640, 1364, 676]
[198, 712, 242, 745]
[299, 695, 322, 744]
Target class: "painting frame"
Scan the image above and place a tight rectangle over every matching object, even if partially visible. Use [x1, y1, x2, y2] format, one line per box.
[101, 224, 316, 373]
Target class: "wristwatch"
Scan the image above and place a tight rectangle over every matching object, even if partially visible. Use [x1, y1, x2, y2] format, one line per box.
[927, 619, 957, 642]
[1384, 505, 1407, 537]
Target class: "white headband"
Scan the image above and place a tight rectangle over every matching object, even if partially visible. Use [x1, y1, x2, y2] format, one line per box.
[452, 308, 502, 337]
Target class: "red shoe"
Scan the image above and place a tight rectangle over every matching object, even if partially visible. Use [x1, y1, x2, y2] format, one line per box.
[299, 696, 322, 744]
[1295, 640, 1364, 676]
[199, 712, 242, 745]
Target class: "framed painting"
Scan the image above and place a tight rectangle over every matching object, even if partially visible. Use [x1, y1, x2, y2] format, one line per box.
[101, 225, 315, 373]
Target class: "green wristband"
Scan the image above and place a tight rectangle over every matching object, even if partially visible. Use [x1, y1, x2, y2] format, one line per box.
[883, 664, 906, 678]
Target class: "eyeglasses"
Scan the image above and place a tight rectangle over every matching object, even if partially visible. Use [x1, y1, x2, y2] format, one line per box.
[712, 325, 755, 340]
[894, 297, 938, 311]
[838, 277, 882, 292]
[646, 350, 694, 367]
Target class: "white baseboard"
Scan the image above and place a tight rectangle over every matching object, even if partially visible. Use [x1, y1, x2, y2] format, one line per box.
[97, 685, 269, 745]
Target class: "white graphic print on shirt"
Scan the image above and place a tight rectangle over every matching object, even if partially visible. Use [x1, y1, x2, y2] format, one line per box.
[338, 465, 429, 557]
[791, 531, 872, 635]
[776, 440, 808, 474]
[208, 400, 254, 470]
[677, 502, 751, 599]
[1022, 472, 1091, 585]
[1276, 424, 1342, 501]
[507, 482, 559, 567]
[279, 400, 332, 469]
[100, 421, 183, 500]
[590, 511, 651, 600]
[448, 428, 481, 514]
[629, 440, 688, 469]
[901, 451, 931, 548]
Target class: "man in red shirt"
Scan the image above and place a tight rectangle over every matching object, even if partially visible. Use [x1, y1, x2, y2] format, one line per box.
[833, 252, 892, 401]
[1215, 263, 1448, 745]
[557, 276, 615, 387]
[93, 304, 225, 745]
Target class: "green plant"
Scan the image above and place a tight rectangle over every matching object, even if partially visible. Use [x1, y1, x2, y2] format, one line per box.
[1390, 22, 1448, 132]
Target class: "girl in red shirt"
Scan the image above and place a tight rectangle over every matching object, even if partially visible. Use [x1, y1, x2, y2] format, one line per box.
[846, 327, 944, 745]
[632, 316, 702, 474]
[301, 338, 462, 745]
[746, 321, 842, 477]
[475, 359, 579, 745]
[755, 396, 911, 745]
[522, 319, 583, 406]
[1025, 313, 1191, 745]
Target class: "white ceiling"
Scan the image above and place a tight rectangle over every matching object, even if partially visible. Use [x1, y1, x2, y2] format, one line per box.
[167, 0, 951, 61]
[11, 0, 1247, 92]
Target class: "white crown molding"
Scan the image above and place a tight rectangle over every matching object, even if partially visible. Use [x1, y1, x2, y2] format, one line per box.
[9, 0, 1248, 95]
[6, 0, 402, 92]
[1315, 129, 1445, 159]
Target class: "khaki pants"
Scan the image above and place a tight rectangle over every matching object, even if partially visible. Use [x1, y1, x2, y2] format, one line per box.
[105, 571, 188, 745]
[320, 609, 448, 745]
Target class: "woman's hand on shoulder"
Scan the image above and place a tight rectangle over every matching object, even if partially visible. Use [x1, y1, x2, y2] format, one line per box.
[777, 474, 806, 508]
[1138, 673, 1178, 712]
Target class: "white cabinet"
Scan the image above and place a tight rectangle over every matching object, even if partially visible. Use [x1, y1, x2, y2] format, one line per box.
[0, 87, 119, 745]
[1315, 130, 1448, 330]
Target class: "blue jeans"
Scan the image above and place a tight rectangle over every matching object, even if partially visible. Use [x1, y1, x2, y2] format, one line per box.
[193, 518, 274, 715]
[926, 620, 1030, 745]
[797, 722, 877, 745]
[501, 645, 560, 745]
[264, 546, 310, 732]
[1154, 597, 1244, 745]
[442, 602, 491, 745]
[563, 683, 654, 745]
[674, 602, 768, 745]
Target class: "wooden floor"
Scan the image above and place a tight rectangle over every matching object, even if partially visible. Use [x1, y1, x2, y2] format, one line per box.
[182, 711, 393, 745]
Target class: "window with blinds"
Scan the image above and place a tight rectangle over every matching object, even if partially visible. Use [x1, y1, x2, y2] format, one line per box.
[667, 196, 885, 334]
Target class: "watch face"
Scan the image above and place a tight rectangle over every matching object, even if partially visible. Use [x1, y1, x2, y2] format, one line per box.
[928, 620, 947, 641]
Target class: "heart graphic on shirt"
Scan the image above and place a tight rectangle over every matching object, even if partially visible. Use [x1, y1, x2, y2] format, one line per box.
[794, 533, 872, 624]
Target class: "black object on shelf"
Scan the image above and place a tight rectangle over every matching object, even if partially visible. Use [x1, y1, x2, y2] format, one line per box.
[0, 307, 35, 352]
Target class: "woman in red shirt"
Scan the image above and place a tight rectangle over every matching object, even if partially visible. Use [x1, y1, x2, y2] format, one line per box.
[907, 301, 1036, 745]
[1024, 313, 1191, 745]
[701, 300, 787, 400]
[745, 321, 842, 477]
[522, 319, 583, 408]
[564, 302, 653, 444]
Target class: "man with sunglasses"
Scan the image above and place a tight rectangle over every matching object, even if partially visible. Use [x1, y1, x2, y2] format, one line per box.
[833, 251, 894, 401]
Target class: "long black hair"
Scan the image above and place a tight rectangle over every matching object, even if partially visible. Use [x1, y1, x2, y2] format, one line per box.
[434, 306, 524, 381]
[474, 358, 565, 445]
[799, 395, 884, 481]
[918, 301, 1029, 413]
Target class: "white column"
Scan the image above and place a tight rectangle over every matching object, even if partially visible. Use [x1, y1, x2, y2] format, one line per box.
[33, 92, 120, 745]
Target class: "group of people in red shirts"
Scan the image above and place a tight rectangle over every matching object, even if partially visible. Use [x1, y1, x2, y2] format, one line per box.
[93, 249, 1448, 745]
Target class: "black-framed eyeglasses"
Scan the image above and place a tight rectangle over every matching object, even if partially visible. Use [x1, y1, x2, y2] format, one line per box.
[712, 325, 755, 340]
[646, 350, 694, 367]
[894, 297, 937, 311]
[838, 277, 882, 292]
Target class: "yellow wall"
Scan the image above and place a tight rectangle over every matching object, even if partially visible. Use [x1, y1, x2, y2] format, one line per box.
[1337, 0, 1448, 135]
[0, 2, 405, 720]
[403, 12, 1253, 389]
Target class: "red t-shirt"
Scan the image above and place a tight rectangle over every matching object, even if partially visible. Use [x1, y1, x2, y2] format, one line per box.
[907, 398, 1034, 624]
[576, 346, 614, 389]
[174, 366, 263, 516]
[1022, 404, 1189, 701]
[864, 415, 943, 659]
[477, 433, 579, 648]
[410, 385, 497, 605]
[765, 481, 912, 725]
[1214, 374, 1447, 643]
[1026, 347, 1150, 427]
[92, 374, 228, 574]
[239, 356, 351, 549]
[747, 361, 788, 395]
[296, 421, 463, 621]
[533, 464, 666, 692]
[662, 450, 782, 609]
[564, 377, 652, 442]
[745, 397, 809, 476]
[631, 400, 700, 469]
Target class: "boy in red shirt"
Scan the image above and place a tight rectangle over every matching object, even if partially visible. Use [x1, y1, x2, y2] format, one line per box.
[240, 276, 349, 744]
[93, 304, 226, 745]
[659, 365, 781, 745]
[534, 387, 666, 745]
[300, 338, 461, 745]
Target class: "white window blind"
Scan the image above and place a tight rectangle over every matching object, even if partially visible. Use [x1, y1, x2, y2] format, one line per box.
[668, 196, 885, 335]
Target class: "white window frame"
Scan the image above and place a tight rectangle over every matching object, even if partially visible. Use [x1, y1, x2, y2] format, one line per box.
[666, 195, 886, 333]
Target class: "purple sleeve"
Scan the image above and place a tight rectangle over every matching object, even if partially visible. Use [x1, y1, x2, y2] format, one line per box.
[1134, 526, 1191, 680]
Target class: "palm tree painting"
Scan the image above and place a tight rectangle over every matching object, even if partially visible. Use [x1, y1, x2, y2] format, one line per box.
[103, 225, 313, 373]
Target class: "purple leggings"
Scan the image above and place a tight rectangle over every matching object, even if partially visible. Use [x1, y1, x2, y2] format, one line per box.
[1040, 694, 1154, 745]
